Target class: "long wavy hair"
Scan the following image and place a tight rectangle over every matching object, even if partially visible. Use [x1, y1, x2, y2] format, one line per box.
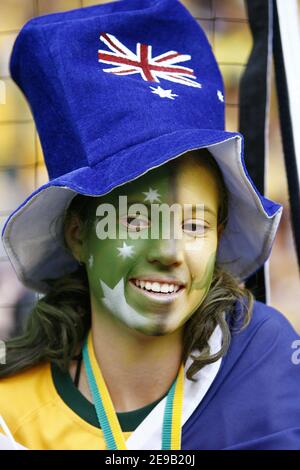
[0, 151, 254, 381]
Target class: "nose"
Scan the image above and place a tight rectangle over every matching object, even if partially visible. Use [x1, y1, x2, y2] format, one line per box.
[146, 239, 184, 267]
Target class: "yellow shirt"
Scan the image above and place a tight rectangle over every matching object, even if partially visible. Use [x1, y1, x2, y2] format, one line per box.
[0, 362, 165, 450]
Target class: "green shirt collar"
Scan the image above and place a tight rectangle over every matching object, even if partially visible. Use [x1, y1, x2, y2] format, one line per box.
[51, 362, 168, 432]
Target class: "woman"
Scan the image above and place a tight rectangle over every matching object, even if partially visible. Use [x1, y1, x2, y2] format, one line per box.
[0, 0, 299, 450]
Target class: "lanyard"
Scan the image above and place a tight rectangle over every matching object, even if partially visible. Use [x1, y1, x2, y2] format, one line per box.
[82, 330, 184, 450]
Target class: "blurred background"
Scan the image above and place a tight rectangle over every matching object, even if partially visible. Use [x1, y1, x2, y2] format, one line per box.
[0, 0, 299, 339]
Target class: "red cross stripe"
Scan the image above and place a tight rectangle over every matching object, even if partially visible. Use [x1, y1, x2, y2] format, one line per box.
[98, 32, 202, 88]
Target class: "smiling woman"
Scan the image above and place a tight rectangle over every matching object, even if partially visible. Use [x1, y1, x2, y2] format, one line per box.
[1, 0, 300, 451]
[68, 150, 233, 336]
[0, 149, 252, 378]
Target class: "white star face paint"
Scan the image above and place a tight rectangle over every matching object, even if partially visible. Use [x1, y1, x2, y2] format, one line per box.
[100, 278, 168, 334]
[88, 254, 94, 268]
[117, 242, 135, 259]
[81, 152, 221, 336]
[142, 187, 161, 203]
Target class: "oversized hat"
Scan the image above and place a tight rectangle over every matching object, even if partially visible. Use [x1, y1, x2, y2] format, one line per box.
[2, 0, 282, 294]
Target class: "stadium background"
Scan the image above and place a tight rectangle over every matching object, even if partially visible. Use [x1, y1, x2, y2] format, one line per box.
[0, 0, 299, 339]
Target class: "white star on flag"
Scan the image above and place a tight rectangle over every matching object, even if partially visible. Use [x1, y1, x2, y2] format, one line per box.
[150, 86, 179, 99]
[142, 187, 161, 203]
[98, 32, 202, 88]
[117, 242, 135, 259]
[217, 90, 224, 102]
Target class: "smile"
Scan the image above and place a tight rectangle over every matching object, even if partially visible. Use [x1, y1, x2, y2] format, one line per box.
[129, 277, 185, 301]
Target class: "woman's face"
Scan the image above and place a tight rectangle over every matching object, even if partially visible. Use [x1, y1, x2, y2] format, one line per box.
[81, 153, 222, 336]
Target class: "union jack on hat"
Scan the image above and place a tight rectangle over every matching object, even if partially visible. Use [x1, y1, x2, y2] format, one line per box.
[2, 0, 282, 293]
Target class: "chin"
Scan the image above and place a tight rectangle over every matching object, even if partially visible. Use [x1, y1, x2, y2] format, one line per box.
[130, 322, 172, 338]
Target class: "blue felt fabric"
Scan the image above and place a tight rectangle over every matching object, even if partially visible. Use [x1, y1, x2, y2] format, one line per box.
[10, 0, 225, 180]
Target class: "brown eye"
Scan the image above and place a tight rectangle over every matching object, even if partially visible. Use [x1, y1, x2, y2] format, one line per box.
[185, 222, 198, 231]
[127, 216, 150, 232]
[182, 219, 206, 236]
[120, 215, 150, 232]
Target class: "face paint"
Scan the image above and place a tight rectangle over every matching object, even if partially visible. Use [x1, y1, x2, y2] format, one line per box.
[190, 251, 216, 291]
[81, 153, 220, 336]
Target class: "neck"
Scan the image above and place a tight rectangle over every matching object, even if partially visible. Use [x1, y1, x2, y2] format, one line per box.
[90, 295, 184, 413]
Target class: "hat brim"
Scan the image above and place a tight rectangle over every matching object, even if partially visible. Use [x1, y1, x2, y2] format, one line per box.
[2, 128, 282, 293]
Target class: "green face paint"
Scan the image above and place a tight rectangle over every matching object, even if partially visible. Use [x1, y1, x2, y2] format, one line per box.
[190, 251, 216, 291]
[81, 154, 220, 336]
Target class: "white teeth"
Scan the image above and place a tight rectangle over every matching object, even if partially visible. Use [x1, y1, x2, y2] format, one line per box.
[161, 283, 169, 293]
[151, 282, 161, 292]
[133, 279, 183, 294]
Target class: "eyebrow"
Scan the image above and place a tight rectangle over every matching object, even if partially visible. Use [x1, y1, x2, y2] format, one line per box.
[184, 206, 216, 220]
[125, 200, 216, 216]
[125, 200, 152, 211]
[201, 207, 216, 217]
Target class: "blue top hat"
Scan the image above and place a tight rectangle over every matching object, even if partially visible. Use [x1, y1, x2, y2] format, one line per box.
[2, 0, 282, 293]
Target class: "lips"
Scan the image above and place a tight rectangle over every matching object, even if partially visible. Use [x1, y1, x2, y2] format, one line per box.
[129, 276, 186, 301]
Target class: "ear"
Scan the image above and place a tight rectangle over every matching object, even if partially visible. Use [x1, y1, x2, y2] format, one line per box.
[64, 214, 86, 264]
